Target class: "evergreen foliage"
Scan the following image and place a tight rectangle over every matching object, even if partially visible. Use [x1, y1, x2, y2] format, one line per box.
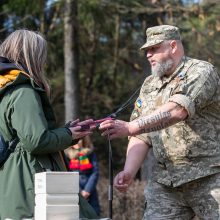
[0, 0, 219, 174]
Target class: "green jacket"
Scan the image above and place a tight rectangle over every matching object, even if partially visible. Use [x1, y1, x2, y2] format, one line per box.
[0, 57, 74, 219]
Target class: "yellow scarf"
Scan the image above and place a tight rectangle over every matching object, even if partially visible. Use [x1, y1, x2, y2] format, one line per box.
[0, 70, 29, 88]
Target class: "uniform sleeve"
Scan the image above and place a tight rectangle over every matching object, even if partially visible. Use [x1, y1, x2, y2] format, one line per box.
[8, 86, 73, 154]
[169, 63, 219, 117]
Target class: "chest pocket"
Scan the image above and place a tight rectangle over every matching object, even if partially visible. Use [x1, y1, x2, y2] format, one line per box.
[166, 75, 186, 101]
[168, 60, 195, 98]
[131, 83, 158, 121]
[142, 86, 159, 115]
[170, 77, 182, 95]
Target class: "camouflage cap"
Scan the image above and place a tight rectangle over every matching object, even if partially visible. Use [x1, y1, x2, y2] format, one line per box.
[140, 25, 181, 50]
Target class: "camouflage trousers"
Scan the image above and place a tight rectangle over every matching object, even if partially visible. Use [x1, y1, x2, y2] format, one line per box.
[143, 173, 220, 220]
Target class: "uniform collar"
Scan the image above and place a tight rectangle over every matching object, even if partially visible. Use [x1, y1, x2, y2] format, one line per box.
[156, 56, 186, 89]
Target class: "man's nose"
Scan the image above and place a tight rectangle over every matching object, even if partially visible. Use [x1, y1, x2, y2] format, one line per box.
[146, 49, 152, 58]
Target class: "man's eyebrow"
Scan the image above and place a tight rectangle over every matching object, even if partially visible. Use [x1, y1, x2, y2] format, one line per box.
[148, 45, 161, 50]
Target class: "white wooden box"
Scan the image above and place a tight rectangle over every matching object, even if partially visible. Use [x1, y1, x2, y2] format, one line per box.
[35, 193, 79, 205]
[35, 204, 79, 220]
[35, 172, 79, 194]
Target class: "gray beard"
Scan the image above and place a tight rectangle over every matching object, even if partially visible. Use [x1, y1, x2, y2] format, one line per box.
[151, 58, 174, 78]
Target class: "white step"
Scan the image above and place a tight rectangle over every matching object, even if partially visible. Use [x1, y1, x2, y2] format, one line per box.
[34, 205, 79, 220]
[35, 172, 79, 194]
[35, 193, 79, 205]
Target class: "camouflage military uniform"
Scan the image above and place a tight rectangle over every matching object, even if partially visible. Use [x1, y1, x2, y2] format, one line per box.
[143, 173, 220, 219]
[131, 56, 220, 219]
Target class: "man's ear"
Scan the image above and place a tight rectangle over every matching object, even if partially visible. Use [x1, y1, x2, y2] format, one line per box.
[170, 40, 177, 53]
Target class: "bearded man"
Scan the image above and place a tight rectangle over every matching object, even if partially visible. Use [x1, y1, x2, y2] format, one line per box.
[100, 25, 220, 219]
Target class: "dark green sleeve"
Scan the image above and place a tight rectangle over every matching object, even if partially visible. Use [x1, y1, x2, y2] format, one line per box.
[9, 86, 73, 154]
[79, 194, 99, 219]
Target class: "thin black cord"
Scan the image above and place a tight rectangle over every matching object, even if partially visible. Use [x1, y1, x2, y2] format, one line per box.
[108, 85, 141, 118]
[104, 85, 142, 219]
[107, 130, 113, 219]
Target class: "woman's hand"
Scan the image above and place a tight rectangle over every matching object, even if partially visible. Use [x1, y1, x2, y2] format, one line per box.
[68, 119, 95, 140]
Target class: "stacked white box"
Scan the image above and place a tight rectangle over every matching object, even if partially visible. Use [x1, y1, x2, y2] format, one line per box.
[35, 172, 79, 220]
[35, 171, 79, 194]
[35, 194, 79, 205]
[35, 204, 79, 220]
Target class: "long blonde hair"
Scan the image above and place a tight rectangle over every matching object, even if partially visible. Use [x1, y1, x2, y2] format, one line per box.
[0, 29, 50, 96]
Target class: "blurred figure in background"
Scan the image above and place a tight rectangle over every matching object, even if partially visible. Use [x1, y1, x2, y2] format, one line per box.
[65, 135, 101, 216]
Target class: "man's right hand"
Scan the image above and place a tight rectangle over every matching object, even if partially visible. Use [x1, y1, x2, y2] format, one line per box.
[114, 170, 133, 192]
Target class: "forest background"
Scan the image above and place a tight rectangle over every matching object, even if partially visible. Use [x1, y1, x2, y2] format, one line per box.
[1, 0, 219, 219]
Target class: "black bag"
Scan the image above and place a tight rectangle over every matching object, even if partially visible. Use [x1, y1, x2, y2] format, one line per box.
[0, 134, 18, 167]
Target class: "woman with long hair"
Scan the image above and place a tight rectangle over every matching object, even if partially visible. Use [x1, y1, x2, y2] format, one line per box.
[0, 30, 93, 219]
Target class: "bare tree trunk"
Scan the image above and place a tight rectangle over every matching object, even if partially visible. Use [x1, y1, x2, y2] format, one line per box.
[39, 0, 45, 35]
[64, 0, 80, 122]
[85, 25, 98, 101]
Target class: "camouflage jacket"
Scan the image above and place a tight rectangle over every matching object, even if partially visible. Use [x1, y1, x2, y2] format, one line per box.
[131, 56, 220, 187]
